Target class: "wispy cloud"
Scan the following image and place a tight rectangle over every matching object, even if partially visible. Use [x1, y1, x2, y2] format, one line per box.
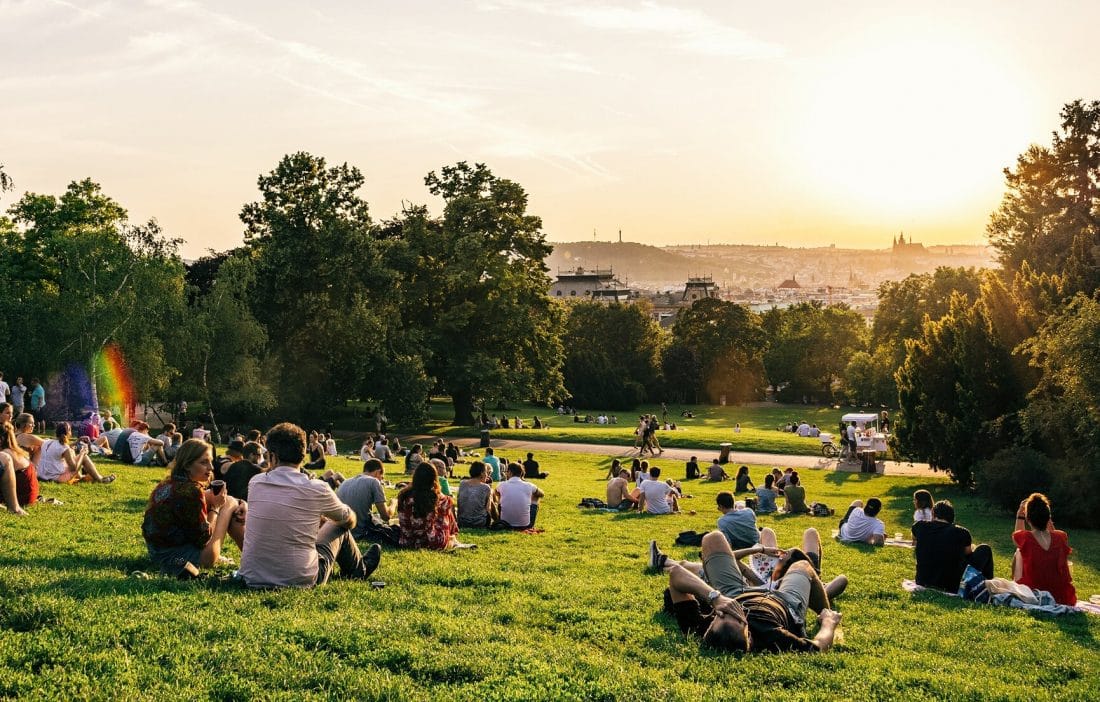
[480, 0, 784, 59]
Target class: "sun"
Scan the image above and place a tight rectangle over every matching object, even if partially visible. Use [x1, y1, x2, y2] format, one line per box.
[794, 34, 1030, 219]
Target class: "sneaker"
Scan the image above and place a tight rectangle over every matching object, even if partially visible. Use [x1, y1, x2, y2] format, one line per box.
[648, 540, 667, 570]
[363, 543, 382, 578]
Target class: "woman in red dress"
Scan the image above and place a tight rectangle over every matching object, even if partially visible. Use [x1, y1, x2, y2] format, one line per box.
[397, 461, 459, 550]
[1011, 493, 1076, 606]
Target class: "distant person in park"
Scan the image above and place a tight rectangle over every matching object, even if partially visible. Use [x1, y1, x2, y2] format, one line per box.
[522, 452, 548, 479]
[606, 458, 623, 481]
[912, 490, 934, 523]
[10, 377, 27, 417]
[707, 458, 729, 482]
[685, 456, 700, 480]
[214, 439, 244, 479]
[375, 437, 396, 463]
[35, 421, 115, 484]
[142, 438, 246, 576]
[533, 416, 543, 429]
[14, 412, 44, 464]
[405, 443, 425, 475]
[911, 499, 993, 592]
[398, 461, 460, 549]
[457, 461, 498, 528]
[158, 422, 182, 460]
[606, 468, 637, 511]
[755, 473, 779, 514]
[480, 446, 500, 482]
[431, 458, 452, 497]
[715, 492, 766, 549]
[1012, 493, 1076, 606]
[223, 441, 264, 501]
[837, 499, 886, 546]
[782, 473, 809, 514]
[305, 431, 326, 471]
[129, 421, 167, 466]
[628, 458, 642, 483]
[639, 467, 679, 515]
[359, 436, 375, 462]
[239, 422, 381, 588]
[650, 528, 845, 653]
[29, 379, 46, 425]
[339, 458, 399, 544]
[775, 468, 793, 492]
[496, 462, 544, 529]
[734, 465, 755, 493]
[0, 373, 8, 405]
[325, 433, 338, 456]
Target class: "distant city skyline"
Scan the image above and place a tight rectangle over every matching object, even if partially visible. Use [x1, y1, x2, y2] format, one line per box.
[3, 1, 1098, 258]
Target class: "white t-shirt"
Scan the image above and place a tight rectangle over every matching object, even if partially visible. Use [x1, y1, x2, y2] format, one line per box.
[839, 507, 886, 543]
[497, 476, 537, 527]
[846, 425, 856, 442]
[640, 480, 674, 514]
[913, 507, 933, 523]
[375, 444, 392, 462]
[128, 431, 152, 461]
[325, 438, 337, 456]
[37, 439, 70, 481]
[0, 381, 9, 402]
[797, 423, 811, 437]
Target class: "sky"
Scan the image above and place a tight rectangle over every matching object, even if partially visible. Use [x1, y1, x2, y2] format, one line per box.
[2, 0, 1098, 258]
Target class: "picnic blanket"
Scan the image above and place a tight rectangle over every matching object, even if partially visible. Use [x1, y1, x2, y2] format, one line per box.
[902, 578, 1100, 616]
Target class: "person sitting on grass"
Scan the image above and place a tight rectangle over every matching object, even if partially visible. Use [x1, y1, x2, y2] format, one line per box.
[776, 467, 794, 491]
[128, 421, 167, 467]
[1, 416, 38, 510]
[755, 473, 779, 514]
[158, 423, 182, 460]
[359, 436, 376, 462]
[338, 458, 400, 545]
[605, 458, 623, 481]
[36, 421, 115, 484]
[685, 456, 700, 480]
[1012, 493, 1076, 606]
[398, 462, 460, 550]
[405, 443, 425, 475]
[837, 498, 886, 546]
[496, 462, 544, 529]
[142, 439, 246, 576]
[606, 468, 638, 511]
[223, 441, 264, 501]
[638, 467, 679, 515]
[912, 499, 993, 592]
[522, 452, 548, 479]
[782, 473, 809, 514]
[14, 412, 44, 464]
[734, 465, 755, 493]
[913, 489, 934, 523]
[650, 529, 845, 653]
[707, 458, 729, 482]
[716, 492, 768, 549]
[457, 461, 498, 528]
[239, 423, 381, 588]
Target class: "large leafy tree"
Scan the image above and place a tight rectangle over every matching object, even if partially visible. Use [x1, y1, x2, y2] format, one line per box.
[762, 302, 867, 403]
[4, 180, 183, 408]
[393, 162, 564, 424]
[988, 100, 1100, 297]
[669, 298, 765, 404]
[240, 153, 426, 423]
[560, 300, 664, 408]
[894, 293, 1024, 485]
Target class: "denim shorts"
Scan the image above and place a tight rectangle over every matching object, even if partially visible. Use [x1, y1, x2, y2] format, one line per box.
[147, 544, 203, 575]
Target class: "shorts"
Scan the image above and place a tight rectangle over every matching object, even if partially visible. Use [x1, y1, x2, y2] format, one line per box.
[702, 551, 748, 596]
[772, 562, 814, 624]
[147, 543, 204, 575]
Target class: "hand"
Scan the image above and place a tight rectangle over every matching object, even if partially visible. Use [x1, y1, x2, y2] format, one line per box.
[714, 596, 746, 621]
[205, 489, 226, 511]
[819, 609, 842, 626]
[233, 501, 247, 524]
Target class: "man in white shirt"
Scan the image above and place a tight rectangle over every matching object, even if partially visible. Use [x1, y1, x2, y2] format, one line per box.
[0, 372, 9, 405]
[639, 467, 679, 515]
[240, 422, 382, 588]
[797, 422, 811, 437]
[495, 462, 544, 529]
[374, 437, 393, 463]
[128, 421, 167, 466]
[838, 498, 886, 546]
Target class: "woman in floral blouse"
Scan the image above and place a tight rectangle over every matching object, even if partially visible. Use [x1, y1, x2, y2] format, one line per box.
[397, 461, 459, 550]
[142, 439, 247, 575]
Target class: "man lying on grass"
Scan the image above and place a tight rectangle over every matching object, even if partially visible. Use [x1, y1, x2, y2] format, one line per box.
[837, 498, 886, 546]
[650, 529, 845, 653]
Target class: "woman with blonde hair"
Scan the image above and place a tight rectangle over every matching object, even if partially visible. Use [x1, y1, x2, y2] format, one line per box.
[142, 438, 246, 576]
[36, 421, 115, 484]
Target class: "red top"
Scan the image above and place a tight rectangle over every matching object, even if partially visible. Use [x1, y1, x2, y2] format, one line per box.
[1013, 529, 1077, 606]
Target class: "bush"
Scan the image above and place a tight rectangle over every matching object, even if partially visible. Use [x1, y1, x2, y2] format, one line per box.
[974, 446, 1052, 512]
[1045, 456, 1100, 529]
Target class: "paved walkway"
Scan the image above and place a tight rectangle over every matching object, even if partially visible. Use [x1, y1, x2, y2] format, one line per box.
[422, 436, 938, 478]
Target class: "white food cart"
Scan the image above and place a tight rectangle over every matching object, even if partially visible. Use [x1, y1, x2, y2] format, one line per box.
[841, 412, 887, 472]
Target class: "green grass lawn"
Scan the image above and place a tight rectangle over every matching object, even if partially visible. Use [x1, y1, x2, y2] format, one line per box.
[424, 401, 849, 456]
[2, 450, 1097, 700]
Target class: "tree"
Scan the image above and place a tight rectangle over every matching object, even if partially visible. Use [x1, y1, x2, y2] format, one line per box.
[5, 179, 183, 410]
[894, 293, 1024, 485]
[560, 300, 664, 408]
[762, 302, 867, 403]
[240, 153, 423, 424]
[393, 162, 565, 424]
[669, 298, 765, 404]
[988, 100, 1100, 297]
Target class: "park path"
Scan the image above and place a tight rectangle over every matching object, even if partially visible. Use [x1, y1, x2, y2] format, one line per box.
[416, 436, 939, 478]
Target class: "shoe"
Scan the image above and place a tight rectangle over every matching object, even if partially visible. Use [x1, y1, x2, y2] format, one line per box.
[648, 540, 667, 570]
[363, 543, 382, 578]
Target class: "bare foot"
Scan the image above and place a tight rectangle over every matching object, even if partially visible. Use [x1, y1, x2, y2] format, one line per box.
[8, 507, 29, 517]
